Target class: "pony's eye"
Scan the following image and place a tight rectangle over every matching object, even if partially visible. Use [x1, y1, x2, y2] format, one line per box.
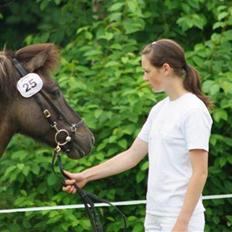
[51, 89, 61, 97]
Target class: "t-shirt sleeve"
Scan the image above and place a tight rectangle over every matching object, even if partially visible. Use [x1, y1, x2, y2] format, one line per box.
[137, 109, 154, 143]
[183, 108, 213, 152]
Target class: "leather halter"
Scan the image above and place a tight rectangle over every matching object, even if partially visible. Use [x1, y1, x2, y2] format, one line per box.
[12, 58, 127, 232]
[13, 58, 85, 156]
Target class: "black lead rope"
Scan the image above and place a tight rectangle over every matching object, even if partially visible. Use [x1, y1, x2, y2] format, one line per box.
[51, 148, 127, 232]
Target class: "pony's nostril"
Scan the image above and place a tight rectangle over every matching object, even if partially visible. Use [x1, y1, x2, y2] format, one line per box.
[80, 148, 86, 157]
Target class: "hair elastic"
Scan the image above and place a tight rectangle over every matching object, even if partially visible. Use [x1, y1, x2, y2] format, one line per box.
[183, 63, 189, 71]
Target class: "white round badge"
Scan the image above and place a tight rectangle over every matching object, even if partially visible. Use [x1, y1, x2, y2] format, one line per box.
[17, 73, 43, 98]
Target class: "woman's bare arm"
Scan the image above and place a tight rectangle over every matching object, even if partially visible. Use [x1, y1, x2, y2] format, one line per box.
[82, 138, 148, 182]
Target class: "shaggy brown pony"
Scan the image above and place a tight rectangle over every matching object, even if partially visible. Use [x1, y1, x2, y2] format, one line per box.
[0, 43, 94, 159]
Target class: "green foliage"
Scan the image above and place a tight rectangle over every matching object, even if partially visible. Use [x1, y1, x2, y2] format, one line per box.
[0, 0, 232, 231]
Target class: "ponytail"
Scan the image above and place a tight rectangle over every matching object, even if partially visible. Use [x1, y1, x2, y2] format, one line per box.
[184, 64, 213, 109]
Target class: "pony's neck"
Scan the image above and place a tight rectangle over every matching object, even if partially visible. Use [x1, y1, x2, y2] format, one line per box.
[0, 115, 15, 156]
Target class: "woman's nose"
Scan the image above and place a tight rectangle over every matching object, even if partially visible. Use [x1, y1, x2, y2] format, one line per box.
[143, 74, 148, 81]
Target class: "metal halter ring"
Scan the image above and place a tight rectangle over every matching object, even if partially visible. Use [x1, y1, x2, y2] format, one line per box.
[55, 129, 72, 146]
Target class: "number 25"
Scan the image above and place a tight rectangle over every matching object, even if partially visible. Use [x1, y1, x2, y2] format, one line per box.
[23, 79, 37, 92]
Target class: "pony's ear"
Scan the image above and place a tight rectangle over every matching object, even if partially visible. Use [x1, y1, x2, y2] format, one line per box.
[15, 43, 59, 73]
[25, 50, 49, 72]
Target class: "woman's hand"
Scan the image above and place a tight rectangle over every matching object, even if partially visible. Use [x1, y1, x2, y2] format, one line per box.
[62, 170, 87, 194]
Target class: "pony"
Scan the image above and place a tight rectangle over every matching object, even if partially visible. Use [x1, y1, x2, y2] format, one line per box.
[0, 43, 94, 159]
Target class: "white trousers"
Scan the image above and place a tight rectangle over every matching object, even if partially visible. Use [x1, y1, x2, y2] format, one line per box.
[144, 213, 205, 232]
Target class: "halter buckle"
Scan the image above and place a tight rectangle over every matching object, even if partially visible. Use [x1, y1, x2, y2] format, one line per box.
[43, 109, 51, 118]
[55, 145, 61, 153]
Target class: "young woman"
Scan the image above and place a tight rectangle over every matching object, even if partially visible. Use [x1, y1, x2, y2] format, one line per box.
[63, 39, 213, 232]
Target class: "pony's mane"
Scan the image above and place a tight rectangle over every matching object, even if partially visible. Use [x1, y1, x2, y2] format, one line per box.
[0, 43, 59, 102]
[0, 50, 17, 101]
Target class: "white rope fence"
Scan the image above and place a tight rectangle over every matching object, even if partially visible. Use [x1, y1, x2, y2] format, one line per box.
[0, 194, 232, 214]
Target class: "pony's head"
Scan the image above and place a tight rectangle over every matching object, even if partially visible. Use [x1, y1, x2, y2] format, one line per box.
[0, 43, 94, 159]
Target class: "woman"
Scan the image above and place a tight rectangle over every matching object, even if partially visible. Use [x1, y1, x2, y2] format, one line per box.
[63, 39, 213, 232]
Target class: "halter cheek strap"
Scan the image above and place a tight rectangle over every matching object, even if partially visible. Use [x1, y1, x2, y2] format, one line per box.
[12, 58, 28, 76]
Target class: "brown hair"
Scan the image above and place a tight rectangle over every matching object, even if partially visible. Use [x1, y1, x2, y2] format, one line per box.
[141, 39, 212, 109]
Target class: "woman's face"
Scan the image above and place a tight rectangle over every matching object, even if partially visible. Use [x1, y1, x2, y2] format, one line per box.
[141, 55, 165, 92]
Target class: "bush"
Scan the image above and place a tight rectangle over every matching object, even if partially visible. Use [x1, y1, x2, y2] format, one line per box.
[0, 0, 232, 231]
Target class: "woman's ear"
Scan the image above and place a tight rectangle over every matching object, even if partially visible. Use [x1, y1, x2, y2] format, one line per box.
[162, 63, 170, 71]
[162, 63, 172, 75]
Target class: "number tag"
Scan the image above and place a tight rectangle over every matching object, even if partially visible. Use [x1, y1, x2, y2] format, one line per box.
[17, 73, 43, 98]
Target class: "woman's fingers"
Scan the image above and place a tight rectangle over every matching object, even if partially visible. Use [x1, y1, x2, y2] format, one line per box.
[62, 185, 77, 193]
[62, 170, 86, 193]
[64, 179, 76, 185]
[62, 185, 71, 192]
[70, 185, 76, 193]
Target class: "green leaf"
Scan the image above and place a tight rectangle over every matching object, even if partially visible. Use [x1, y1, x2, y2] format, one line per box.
[47, 174, 58, 186]
[141, 161, 149, 171]
[98, 32, 114, 41]
[213, 109, 228, 122]
[213, 22, 225, 30]
[80, 219, 91, 229]
[108, 12, 122, 22]
[54, 0, 61, 5]
[17, 163, 25, 170]
[218, 12, 228, 21]
[132, 223, 144, 232]
[94, 109, 103, 118]
[118, 139, 128, 149]
[108, 2, 125, 12]
[136, 172, 145, 183]
[123, 18, 145, 34]
[177, 14, 207, 31]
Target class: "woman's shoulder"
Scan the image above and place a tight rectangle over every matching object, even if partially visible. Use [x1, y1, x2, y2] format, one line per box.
[183, 93, 209, 113]
[181, 93, 213, 123]
[150, 97, 169, 113]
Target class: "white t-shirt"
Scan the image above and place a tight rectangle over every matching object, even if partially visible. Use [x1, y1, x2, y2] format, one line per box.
[137, 92, 213, 216]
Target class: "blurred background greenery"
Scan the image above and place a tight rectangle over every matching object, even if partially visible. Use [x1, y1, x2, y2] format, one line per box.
[0, 0, 232, 231]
